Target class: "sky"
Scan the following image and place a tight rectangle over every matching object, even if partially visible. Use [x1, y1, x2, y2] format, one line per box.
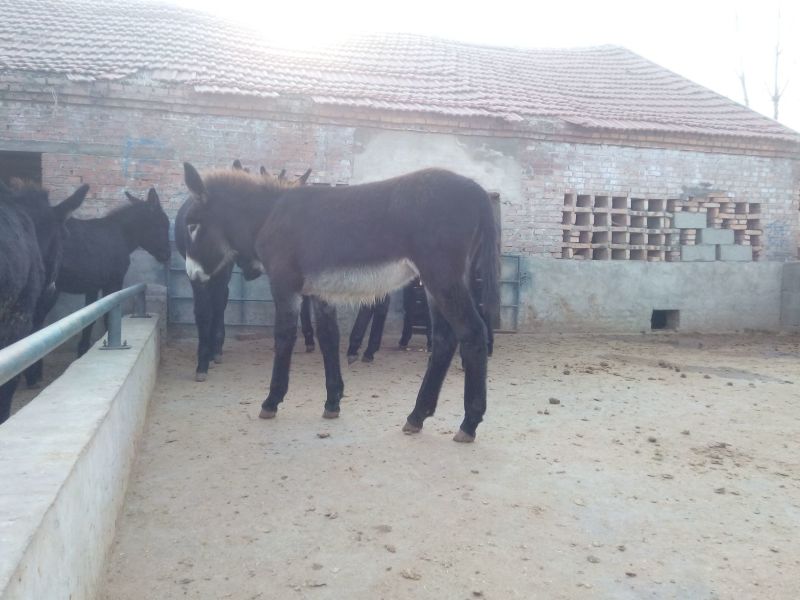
[174, 0, 799, 133]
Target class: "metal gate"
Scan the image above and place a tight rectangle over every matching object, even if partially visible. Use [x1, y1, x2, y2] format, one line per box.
[499, 254, 521, 332]
[168, 222, 521, 331]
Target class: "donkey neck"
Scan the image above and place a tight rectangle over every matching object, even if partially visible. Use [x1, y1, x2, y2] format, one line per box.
[107, 205, 150, 252]
[230, 193, 279, 241]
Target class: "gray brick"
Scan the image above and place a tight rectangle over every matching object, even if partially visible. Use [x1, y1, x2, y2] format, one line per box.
[681, 245, 716, 262]
[697, 228, 734, 245]
[716, 245, 753, 262]
[673, 212, 708, 229]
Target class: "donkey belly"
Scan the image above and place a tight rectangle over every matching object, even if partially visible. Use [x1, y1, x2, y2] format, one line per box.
[303, 259, 419, 305]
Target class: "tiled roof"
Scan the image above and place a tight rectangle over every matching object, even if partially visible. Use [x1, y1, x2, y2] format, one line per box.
[1, 0, 798, 142]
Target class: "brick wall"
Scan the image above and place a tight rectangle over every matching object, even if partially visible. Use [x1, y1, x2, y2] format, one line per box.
[1, 72, 798, 260]
[1, 75, 355, 217]
[514, 142, 799, 260]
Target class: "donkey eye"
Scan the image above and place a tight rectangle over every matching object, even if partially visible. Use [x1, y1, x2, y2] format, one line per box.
[187, 223, 200, 238]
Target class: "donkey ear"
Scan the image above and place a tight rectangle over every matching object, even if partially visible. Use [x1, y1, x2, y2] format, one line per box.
[232, 159, 243, 171]
[260, 166, 267, 176]
[54, 183, 89, 221]
[277, 169, 287, 182]
[124, 191, 141, 203]
[184, 162, 206, 202]
[146, 187, 161, 206]
[298, 168, 312, 185]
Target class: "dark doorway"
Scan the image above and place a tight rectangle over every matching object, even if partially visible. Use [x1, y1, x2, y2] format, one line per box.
[651, 309, 679, 331]
[0, 151, 42, 185]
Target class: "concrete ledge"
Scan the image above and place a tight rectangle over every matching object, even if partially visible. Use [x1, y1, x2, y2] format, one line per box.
[0, 315, 159, 600]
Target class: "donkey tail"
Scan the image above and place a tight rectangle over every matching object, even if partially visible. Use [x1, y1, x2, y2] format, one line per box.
[474, 190, 501, 334]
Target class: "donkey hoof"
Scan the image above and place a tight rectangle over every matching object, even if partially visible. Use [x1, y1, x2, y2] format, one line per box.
[306, 344, 315, 353]
[346, 354, 358, 365]
[259, 409, 277, 419]
[402, 420, 422, 434]
[322, 409, 340, 419]
[453, 430, 475, 443]
[361, 354, 374, 363]
[195, 372, 207, 382]
[213, 354, 223, 364]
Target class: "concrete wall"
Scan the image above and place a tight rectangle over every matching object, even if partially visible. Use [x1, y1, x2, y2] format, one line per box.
[781, 262, 800, 330]
[0, 315, 160, 600]
[518, 258, 786, 332]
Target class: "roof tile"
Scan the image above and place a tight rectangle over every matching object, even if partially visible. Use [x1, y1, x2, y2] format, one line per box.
[1, 0, 798, 142]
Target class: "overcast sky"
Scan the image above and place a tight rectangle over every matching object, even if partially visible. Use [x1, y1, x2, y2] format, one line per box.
[176, 0, 799, 133]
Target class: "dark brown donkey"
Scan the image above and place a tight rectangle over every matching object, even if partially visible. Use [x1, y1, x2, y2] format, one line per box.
[181, 164, 499, 442]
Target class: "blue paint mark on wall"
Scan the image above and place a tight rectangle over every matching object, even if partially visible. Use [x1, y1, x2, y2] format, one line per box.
[122, 137, 168, 178]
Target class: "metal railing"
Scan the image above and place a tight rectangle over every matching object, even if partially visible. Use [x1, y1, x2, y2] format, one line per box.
[0, 283, 149, 387]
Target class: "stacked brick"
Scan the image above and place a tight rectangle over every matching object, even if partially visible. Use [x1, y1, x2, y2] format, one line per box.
[673, 195, 762, 262]
[561, 192, 763, 262]
[561, 193, 680, 261]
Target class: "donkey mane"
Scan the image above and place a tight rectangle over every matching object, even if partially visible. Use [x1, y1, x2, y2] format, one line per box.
[203, 169, 296, 206]
[103, 200, 149, 219]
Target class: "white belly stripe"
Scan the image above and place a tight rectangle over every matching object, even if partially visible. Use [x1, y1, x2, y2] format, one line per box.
[302, 259, 419, 305]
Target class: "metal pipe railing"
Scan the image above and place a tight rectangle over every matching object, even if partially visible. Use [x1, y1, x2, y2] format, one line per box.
[0, 283, 148, 387]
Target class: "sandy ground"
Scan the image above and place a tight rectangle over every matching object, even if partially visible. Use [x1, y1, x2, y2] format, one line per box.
[99, 332, 800, 600]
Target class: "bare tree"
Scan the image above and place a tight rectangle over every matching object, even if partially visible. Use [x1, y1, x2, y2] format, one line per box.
[768, 9, 789, 120]
[734, 12, 749, 107]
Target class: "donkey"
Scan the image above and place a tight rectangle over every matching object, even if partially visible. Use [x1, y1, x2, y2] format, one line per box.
[0, 179, 89, 423]
[24, 187, 170, 386]
[181, 163, 500, 442]
[175, 161, 312, 381]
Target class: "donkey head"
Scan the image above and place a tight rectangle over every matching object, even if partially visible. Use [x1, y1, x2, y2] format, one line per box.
[6, 180, 89, 285]
[182, 163, 249, 282]
[181, 162, 312, 283]
[123, 188, 171, 263]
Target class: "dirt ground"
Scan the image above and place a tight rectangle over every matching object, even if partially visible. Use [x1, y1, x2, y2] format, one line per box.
[99, 331, 800, 600]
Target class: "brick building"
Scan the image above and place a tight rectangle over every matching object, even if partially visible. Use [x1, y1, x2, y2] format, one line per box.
[2, 0, 799, 332]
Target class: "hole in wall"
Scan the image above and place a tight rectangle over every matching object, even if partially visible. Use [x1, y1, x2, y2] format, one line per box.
[651, 310, 680, 331]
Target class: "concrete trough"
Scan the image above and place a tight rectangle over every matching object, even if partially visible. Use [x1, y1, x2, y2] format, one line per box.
[0, 315, 159, 600]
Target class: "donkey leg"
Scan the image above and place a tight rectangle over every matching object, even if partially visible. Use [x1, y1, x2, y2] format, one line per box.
[260, 289, 299, 418]
[300, 295, 315, 352]
[191, 280, 213, 381]
[347, 304, 373, 364]
[77, 290, 99, 356]
[403, 306, 458, 433]
[312, 298, 344, 417]
[363, 295, 389, 362]
[25, 286, 60, 387]
[210, 270, 230, 363]
[427, 285, 488, 442]
[0, 375, 21, 425]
